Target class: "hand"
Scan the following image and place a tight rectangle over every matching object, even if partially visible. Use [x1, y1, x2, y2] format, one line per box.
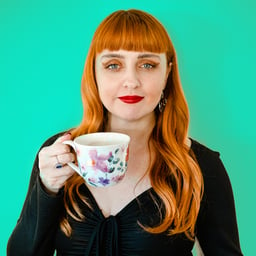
[38, 133, 75, 194]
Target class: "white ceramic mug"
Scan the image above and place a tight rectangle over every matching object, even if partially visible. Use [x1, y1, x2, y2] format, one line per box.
[63, 132, 130, 187]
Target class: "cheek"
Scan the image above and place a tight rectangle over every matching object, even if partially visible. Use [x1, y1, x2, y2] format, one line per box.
[96, 71, 117, 90]
[145, 76, 165, 94]
[143, 78, 166, 104]
[97, 86, 109, 103]
[97, 81, 116, 107]
[144, 86, 162, 104]
[96, 74, 109, 97]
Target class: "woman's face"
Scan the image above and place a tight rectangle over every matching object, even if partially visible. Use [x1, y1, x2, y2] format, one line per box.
[95, 50, 171, 123]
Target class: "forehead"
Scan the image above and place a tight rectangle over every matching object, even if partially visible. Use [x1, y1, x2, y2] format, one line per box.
[96, 50, 167, 62]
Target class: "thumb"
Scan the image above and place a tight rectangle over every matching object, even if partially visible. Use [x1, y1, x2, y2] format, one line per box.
[54, 132, 72, 144]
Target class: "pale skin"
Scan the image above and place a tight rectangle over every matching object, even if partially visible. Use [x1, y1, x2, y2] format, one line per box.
[39, 50, 172, 216]
[38, 134, 75, 194]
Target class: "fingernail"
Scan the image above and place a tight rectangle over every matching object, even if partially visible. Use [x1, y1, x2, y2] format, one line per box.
[55, 163, 63, 169]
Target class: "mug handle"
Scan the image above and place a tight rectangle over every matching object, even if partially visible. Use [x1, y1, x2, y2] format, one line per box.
[63, 140, 80, 174]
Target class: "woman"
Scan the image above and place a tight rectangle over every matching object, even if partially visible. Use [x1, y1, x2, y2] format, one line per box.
[7, 9, 243, 255]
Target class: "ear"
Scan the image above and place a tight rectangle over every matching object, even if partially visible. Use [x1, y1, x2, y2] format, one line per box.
[167, 62, 172, 75]
[164, 62, 172, 87]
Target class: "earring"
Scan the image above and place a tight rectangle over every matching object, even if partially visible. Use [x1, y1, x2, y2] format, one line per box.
[158, 91, 167, 112]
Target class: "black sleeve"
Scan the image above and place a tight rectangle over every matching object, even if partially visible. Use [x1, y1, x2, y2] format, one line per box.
[7, 133, 64, 256]
[193, 142, 243, 255]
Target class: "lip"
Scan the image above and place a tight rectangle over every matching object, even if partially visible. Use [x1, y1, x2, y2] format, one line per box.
[118, 95, 144, 104]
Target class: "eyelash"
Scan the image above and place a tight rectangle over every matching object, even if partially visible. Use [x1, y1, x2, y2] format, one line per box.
[104, 62, 158, 71]
[141, 63, 155, 69]
[105, 63, 120, 70]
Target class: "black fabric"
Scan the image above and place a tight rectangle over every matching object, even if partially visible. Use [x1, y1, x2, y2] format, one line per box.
[7, 134, 243, 255]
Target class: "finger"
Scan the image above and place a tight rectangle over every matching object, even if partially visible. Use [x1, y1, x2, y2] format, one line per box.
[51, 173, 75, 188]
[40, 143, 71, 158]
[54, 133, 72, 144]
[40, 133, 72, 157]
[39, 150, 67, 170]
[39, 164, 75, 181]
[40, 174, 72, 193]
[53, 165, 75, 178]
[56, 152, 76, 165]
[39, 154, 59, 170]
[43, 165, 75, 179]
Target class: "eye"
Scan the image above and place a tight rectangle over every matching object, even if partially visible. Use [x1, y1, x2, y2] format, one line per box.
[105, 63, 120, 70]
[141, 63, 154, 69]
[140, 62, 159, 70]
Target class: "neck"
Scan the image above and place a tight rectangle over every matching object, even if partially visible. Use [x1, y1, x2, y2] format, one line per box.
[105, 114, 155, 189]
[105, 113, 156, 148]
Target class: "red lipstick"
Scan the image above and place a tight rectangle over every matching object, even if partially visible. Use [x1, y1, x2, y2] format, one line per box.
[118, 95, 144, 104]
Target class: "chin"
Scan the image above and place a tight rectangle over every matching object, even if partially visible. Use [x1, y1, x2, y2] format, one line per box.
[115, 111, 154, 123]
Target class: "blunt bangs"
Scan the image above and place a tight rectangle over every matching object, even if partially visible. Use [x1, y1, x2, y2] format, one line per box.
[92, 10, 173, 57]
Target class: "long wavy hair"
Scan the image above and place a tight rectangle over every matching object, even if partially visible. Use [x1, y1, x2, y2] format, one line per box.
[60, 9, 203, 240]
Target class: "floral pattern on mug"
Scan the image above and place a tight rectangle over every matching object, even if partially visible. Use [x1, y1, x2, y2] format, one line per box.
[98, 177, 110, 186]
[88, 177, 97, 186]
[88, 150, 113, 173]
[78, 162, 87, 177]
[82, 146, 129, 187]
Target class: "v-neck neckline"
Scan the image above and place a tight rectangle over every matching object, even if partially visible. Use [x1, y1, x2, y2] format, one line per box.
[83, 184, 153, 219]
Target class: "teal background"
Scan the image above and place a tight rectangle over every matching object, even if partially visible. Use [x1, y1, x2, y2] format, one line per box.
[1, 0, 255, 255]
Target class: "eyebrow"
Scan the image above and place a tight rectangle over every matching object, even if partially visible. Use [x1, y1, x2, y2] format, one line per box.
[101, 53, 124, 59]
[138, 54, 161, 60]
[100, 53, 161, 60]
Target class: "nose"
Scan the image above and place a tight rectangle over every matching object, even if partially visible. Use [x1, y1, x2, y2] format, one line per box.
[123, 67, 141, 89]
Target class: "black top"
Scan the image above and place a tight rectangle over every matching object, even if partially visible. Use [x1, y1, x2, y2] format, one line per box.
[7, 134, 243, 256]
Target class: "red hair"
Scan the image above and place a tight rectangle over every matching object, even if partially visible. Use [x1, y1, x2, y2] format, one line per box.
[61, 9, 203, 240]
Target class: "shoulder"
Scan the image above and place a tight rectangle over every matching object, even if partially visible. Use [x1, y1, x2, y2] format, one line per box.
[190, 138, 227, 179]
[191, 139, 220, 165]
[190, 139, 233, 200]
[190, 138, 220, 160]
